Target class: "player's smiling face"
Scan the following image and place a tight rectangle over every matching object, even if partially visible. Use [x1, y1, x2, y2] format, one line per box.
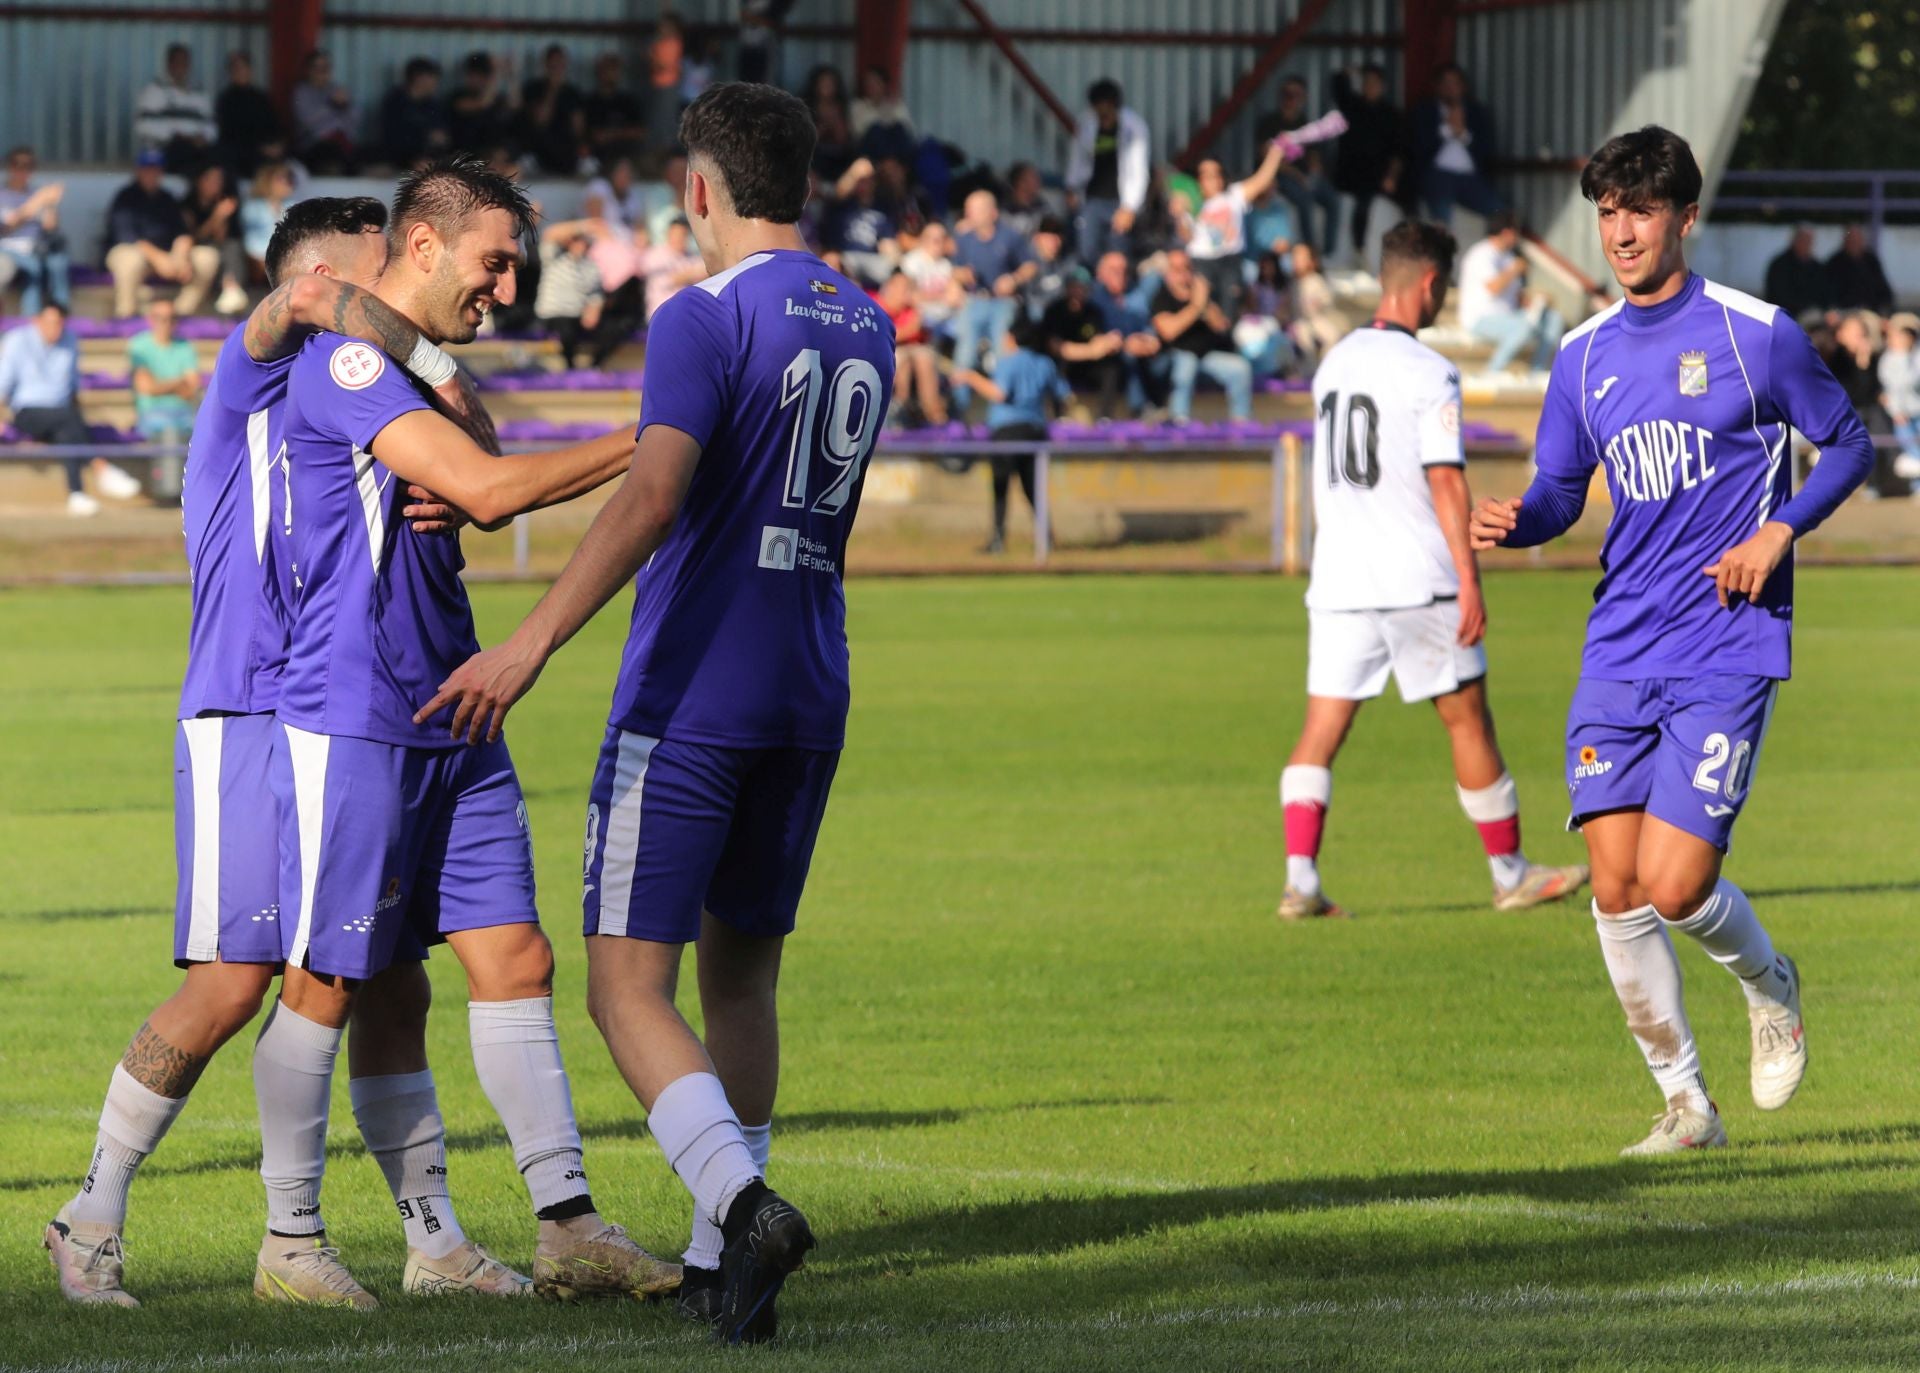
[1595, 194, 1697, 297]
[427, 207, 523, 343]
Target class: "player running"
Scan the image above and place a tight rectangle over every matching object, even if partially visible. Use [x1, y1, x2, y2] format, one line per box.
[417, 84, 894, 1343]
[256, 155, 678, 1302]
[1471, 127, 1873, 1154]
[1279, 220, 1588, 921]
[45, 198, 523, 1309]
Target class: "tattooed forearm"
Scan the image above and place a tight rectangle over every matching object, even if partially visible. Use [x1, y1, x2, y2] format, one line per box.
[452, 367, 501, 455]
[346, 290, 424, 369]
[120, 1021, 211, 1098]
[242, 281, 298, 362]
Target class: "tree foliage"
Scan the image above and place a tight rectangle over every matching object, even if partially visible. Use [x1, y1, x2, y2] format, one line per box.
[1733, 1, 1920, 170]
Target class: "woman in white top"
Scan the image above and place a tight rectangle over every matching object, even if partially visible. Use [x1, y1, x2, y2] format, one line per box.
[1182, 140, 1287, 315]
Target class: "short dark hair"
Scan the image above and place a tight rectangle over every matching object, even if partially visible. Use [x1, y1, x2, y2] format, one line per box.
[388, 153, 538, 264]
[1380, 219, 1458, 282]
[166, 43, 189, 63]
[1361, 62, 1388, 81]
[1580, 125, 1702, 211]
[265, 196, 387, 286]
[1088, 78, 1122, 107]
[1010, 312, 1049, 354]
[462, 51, 493, 78]
[403, 57, 440, 84]
[678, 82, 815, 223]
[1486, 209, 1519, 236]
[38, 299, 68, 318]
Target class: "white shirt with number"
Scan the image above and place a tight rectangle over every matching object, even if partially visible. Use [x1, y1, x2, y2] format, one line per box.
[1305, 323, 1466, 612]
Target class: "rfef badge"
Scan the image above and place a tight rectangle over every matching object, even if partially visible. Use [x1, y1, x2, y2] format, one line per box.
[1678, 349, 1708, 397]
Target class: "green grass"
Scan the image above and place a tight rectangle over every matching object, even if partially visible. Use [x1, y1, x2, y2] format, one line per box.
[2, 570, 1919, 1372]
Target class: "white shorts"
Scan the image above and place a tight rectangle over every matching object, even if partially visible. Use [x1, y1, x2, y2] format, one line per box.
[1306, 603, 1487, 703]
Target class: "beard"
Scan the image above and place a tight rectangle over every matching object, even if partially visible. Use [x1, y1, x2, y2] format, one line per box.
[424, 254, 484, 344]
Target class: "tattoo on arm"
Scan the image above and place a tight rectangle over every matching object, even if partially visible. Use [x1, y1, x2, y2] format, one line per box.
[242, 281, 299, 363]
[349, 291, 423, 369]
[453, 367, 501, 455]
[120, 1021, 212, 1098]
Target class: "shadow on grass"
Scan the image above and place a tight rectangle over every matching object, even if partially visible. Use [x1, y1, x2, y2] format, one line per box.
[1414, 876, 1920, 917]
[7, 904, 169, 923]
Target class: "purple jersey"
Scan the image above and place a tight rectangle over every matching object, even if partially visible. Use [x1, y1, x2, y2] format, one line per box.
[1523, 274, 1871, 680]
[178, 331, 296, 717]
[277, 331, 478, 748]
[610, 250, 895, 749]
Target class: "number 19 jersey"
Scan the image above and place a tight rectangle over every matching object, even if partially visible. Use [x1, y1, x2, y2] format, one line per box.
[611, 249, 895, 750]
[1305, 322, 1466, 613]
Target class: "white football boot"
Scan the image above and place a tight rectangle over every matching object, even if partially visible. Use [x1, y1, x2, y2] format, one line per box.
[1620, 1097, 1728, 1157]
[253, 1234, 378, 1308]
[1492, 863, 1590, 912]
[404, 1240, 532, 1297]
[1277, 887, 1349, 921]
[1749, 953, 1807, 1111]
[44, 1205, 138, 1307]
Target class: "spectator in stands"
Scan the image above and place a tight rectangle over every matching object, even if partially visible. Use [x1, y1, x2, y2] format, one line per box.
[1410, 63, 1501, 225]
[682, 34, 721, 105]
[1457, 211, 1562, 375]
[850, 64, 916, 165]
[0, 304, 142, 517]
[1286, 241, 1350, 366]
[583, 154, 647, 232]
[873, 268, 946, 427]
[647, 153, 690, 242]
[127, 297, 200, 500]
[828, 159, 899, 286]
[584, 53, 645, 161]
[1041, 266, 1126, 420]
[214, 51, 281, 178]
[1331, 63, 1405, 262]
[640, 217, 706, 320]
[739, 0, 794, 85]
[522, 44, 587, 176]
[1765, 226, 1830, 323]
[874, 153, 932, 240]
[1150, 247, 1253, 425]
[1184, 141, 1288, 315]
[1257, 75, 1340, 258]
[380, 57, 451, 170]
[647, 15, 687, 150]
[533, 219, 613, 370]
[1067, 78, 1150, 266]
[950, 314, 1068, 554]
[450, 52, 518, 157]
[1091, 250, 1167, 413]
[901, 219, 962, 334]
[0, 146, 69, 314]
[1001, 162, 1051, 241]
[1023, 217, 1072, 321]
[1244, 183, 1297, 262]
[1878, 311, 1920, 485]
[1827, 224, 1894, 315]
[105, 150, 218, 318]
[803, 65, 850, 117]
[181, 163, 249, 315]
[292, 50, 359, 174]
[950, 188, 1036, 414]
[811, 98, 859, 183]
[240, 162, 295, 282]
[1831, 308, 1898, 494]
[135, 44, 217, 174]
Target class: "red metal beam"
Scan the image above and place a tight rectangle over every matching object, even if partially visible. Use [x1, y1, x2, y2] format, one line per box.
[952, 0, 1075, 134]
[1401, 0, 1458, 106]
[270, 0, 324, 129]
[854, 0, 912, 92]
[1174, 0, 1338, 170]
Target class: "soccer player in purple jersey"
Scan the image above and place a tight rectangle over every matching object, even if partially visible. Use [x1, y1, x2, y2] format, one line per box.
[1472, 127, 1873, 1155]
[419, 84, 895, 1343]
[44, 199, 524, 1308]
[260, 155, 681, 1304]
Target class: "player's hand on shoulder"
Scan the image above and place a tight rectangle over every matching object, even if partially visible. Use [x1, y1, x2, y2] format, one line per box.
[1701, 520, 1793, 609]
[413, 634, 550, 745]
[1469, 495, 1521, 549]
[1456, 580, 1487, 647]
[403, 483, 465, 537]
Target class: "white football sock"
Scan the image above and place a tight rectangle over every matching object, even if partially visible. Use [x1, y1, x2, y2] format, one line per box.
[1664, 880, 1789, 1007]
[468, 998, 591, 1215]
[253, 1002, 341, 1236]
[648, 1071, 760, 1228]
[68, 1066, 188, 1227]
[350, 1070, 467, 1259]
[1593, 903, 1710, 1111]
[685, 1119, 769, 1270]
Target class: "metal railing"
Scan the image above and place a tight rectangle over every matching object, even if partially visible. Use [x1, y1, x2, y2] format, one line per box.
[1714, 170, 1920, 240]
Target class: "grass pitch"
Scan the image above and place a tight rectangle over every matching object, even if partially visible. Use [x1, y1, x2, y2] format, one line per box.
[2, 569, 1919, 1372]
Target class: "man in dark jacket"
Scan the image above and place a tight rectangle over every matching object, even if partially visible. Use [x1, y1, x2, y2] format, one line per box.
[1764, 226, 1831, 324]
[1410, 63, 1501, 224]
[1331, 64, 1405, 258]
[1826, 224, 1894, 314]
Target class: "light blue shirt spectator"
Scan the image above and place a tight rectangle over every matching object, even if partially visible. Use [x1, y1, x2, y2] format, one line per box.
[984, 346, 1068, 430]
[0, 316, 79, 411]
[241, 198, 282, 262]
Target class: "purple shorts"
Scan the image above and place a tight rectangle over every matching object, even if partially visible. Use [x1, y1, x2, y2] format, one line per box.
[271, 724, 537, 980]
[582, 728, 840, 944]
[174, 714, 285, 967]
[1565, 674, 1779, 851]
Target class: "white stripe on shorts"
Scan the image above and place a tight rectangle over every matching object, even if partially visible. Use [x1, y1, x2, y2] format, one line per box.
[596, 732, 660, 938]
[180, 716, 225, 961]
[283, 724, 331, 969]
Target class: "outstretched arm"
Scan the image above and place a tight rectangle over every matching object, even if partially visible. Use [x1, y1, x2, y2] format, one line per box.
[368, 408, 633, 526]
[414, 424, 703, 742]
[245, 274, 428, 366]
[1237, 140, 1288, 204]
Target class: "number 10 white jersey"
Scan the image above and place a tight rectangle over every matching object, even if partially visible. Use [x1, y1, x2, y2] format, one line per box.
[1305, 323, 1467, 613]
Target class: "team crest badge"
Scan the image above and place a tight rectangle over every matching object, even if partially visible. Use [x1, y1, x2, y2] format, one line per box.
[1678, 350, 1708, 397]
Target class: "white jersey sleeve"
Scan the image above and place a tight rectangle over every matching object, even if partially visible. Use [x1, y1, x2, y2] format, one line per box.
[1304, 326, 1467, 613]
